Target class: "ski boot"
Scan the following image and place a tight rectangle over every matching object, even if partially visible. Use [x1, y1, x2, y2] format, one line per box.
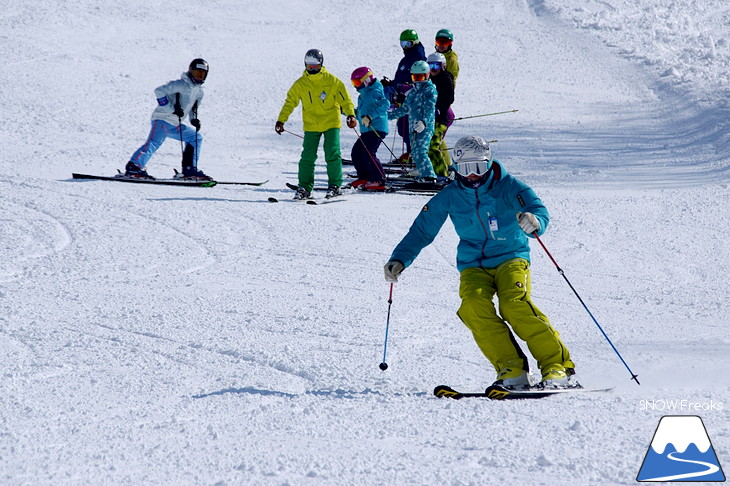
[124, 161, 153, 179]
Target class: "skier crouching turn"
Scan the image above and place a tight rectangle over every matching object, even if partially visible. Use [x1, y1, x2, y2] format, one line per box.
[384, 136, 579, 389]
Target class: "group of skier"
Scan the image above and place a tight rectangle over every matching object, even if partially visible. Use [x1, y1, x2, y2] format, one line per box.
[275, 28, 460, 199]
[122, 29, 581, 391]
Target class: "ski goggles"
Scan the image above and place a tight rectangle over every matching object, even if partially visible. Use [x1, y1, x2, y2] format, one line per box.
[411, 73, 428, 82]
[306, 63, 321, 72]
[400, 40, 415, 49]
[435, 37, 453, 48]
[351, 71, 373, 88]
[455, 160, 491, 177]
[428, 62, 443, 71]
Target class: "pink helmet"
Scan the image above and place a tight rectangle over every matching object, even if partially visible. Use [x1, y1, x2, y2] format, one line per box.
[351, 66, 375, 88]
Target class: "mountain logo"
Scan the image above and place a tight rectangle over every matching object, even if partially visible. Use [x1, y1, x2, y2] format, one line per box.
[637, 415, 725, 482]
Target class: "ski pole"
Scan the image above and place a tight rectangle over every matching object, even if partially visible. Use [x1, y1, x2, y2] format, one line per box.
[453, 109, 519, 121]
[283, 129, 304, 139]
[533, 232, 640, 385]
[351, 127, 387, 181]
[175, 93, 185, 155]
[192, 101, 199, 167]
[365, 125, 400, 167]
[379, 283, 394, 371]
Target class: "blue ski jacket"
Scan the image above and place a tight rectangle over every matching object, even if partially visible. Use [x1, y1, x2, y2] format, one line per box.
[393, 44, 427, 86]
[389, 161, 549, 272]
[355, 79, 389, 135]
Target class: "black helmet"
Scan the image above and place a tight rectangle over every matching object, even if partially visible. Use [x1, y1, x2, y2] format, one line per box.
[188, 58, 209, 84]
[304, 49, 323, 74]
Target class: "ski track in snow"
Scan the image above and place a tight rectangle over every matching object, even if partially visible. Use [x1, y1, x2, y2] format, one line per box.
[1, 1, 729, 485]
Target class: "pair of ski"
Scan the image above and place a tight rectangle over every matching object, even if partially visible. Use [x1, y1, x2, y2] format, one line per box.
[72, 172, 268, 187]
[267, 183, 346, 205]
[434, 384, 613, 400]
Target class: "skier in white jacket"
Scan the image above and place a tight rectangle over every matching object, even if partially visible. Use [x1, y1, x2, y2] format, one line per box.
[126, 59, 210, 180]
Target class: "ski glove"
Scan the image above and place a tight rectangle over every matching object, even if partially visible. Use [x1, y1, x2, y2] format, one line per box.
[361, 115, 371, 127]
[173, 104, 184, 118]
[191, 118, 201, 130]
[275, 121, 285, 135]
[517, 212, 540, 234]
[346, 116, 357, 129]
[384, 260, 404, 283]
[381, 76, 391, 87]
[413, 120, 426, 133]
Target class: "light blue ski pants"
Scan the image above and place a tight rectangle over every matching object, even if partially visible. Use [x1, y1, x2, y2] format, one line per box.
[130, 120, 202, 169]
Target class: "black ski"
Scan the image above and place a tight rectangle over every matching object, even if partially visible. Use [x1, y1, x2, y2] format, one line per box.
[72, 173, 216, 187]
[172, 169, 267, 185]
[433, 384, 614, 400]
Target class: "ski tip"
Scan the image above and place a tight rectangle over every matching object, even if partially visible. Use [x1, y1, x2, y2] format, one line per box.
[433, 385, 461, 399]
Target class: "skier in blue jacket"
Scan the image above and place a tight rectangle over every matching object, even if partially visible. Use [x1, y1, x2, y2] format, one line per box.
[384, 136, 578, 389]
[350, 67, 389, 190]
[387, 61, 437, 179]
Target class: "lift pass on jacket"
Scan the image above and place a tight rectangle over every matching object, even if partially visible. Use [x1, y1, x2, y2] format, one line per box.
[489, 216, 499, 231]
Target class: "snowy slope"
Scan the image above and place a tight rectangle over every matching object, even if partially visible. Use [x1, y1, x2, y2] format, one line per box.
[1, 1, 729, 485]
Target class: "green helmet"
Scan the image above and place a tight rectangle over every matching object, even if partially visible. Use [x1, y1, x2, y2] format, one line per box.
[410, 60, 429, 75]
[435, 28, 454, 41]
[400, 29, 419, 43]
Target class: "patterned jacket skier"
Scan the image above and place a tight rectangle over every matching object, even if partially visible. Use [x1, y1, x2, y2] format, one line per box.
[389, 161, 549, 271]
[387, 79, 438, 178]
[277, 66, 355, 132]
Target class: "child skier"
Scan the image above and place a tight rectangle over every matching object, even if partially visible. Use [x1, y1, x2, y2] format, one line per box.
[384, 136, 579, 390]
[426, 52, 455, 178]
[350, 67, 389, 190]
[275, 49, 356, 200]
[385, 29, 427, 159]
[127, 58, 210, 180]
[387, 61, 437, 180]
[434, 29, 459, 87]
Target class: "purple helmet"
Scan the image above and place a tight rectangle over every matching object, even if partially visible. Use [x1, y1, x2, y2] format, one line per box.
[351, 66, 375, 88]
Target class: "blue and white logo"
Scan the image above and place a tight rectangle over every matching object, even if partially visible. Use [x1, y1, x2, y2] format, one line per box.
[637, 415, 725, 482]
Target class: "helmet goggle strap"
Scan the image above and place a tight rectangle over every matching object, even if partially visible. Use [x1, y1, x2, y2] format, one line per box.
[400, 40, 414, 49]
[428, 62, 442, 72]
[411, 73, 428, 82]
[351, 71, 373, 88]
[435, 37, 453, 49]
[456, 160, 490, 177]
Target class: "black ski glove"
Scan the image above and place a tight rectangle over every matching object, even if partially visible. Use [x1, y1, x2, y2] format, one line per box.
[173, 104, 184, 118]
[191, 118, 201, 130]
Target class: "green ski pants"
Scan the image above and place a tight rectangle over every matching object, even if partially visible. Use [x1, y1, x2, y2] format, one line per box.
[298, 128, 343, 192]
[457, 259, 575, 376]
[428, 122, 450, 177]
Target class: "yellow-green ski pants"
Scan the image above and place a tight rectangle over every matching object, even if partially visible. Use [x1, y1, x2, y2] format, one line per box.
[457, 259, 575, 375]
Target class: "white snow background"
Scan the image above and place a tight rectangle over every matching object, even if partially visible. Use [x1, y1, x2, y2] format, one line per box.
[1, 0, 729, 484]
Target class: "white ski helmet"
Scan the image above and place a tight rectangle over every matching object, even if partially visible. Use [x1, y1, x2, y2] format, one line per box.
[452, 136, 492, 177]
[426, 52, 446, 71]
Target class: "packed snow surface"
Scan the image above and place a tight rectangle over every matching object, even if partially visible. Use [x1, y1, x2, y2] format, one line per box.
[1, 0, 728, 485]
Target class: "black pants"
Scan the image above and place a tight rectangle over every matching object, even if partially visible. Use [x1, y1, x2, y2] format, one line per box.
[351, 130, 386, 182]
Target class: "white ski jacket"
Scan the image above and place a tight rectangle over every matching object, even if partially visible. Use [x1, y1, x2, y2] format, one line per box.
[151, 73, 204, 125]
